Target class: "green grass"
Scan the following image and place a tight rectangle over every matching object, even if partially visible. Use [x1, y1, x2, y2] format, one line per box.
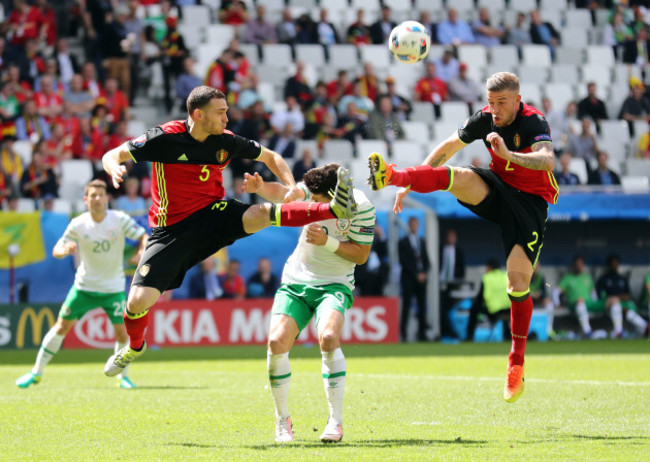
[1, 341, 649, 461]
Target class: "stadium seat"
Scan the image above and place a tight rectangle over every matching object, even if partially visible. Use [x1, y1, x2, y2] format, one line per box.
[488, 45, 519, 69]
[519, 83, 542, 106]
[621, 176, 650, 193]
[392, 140, 425, 165]
[60, 159, 93, 185]
[257, 81, 275, 107]
[261, 44, 293, 66]
[349, 0, 380, 13]
[432, 121, 461, 140]
[239, 43, 260, 67]
[413, 0, 444, 14]
[181, 5, 211, 28]
[48, 198, 73, 215]
[569, 158, 589, 184]
[15, 198, 36, 212]
[579, 64, 611, 91]
[540, 9, 563, 31]
[322, 139, 354, 164]
[613, 63, 641, 84]
[549, 64, 579, 85]
[539, 0, 568, 10]
[477, 0, 505, 12]
[259, 0, 285, 15]
[586, 46, 615, 67]
[356, 139, 387, 161]
[411, 102, 435, 123]
[127, 120, 146, 137]
[288, 0, 317, 8]
[609, 83, 631, 108]
[560, 28, 589, 50]
[599, 120, 630, 143]
[543, 83, 576, 113]
[512, 0, 537, 11]
[359, 45, 392, 69]
[457, 45, 488, 69]
[439, 101, 470, 122]
[12, 140, 32, 165]
[401, 121, 431, 146]
[516, 65, 550, 85]
[295, 44, 326, 68]
[555, 47, 584, 65]
[387, 64, 421, 94]
[624, 158, 650, 177]
[521, 44, 552, 68]
[328, 44, 358, 65]
[565, 9, 593, 29]
[295, 139, 319, 158]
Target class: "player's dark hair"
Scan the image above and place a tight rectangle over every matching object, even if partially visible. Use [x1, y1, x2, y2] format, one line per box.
[303, 163, 340, 197]
[186, 85, 226, 114]
[486, 72, 519, 93]
[84, 179, 107, 195]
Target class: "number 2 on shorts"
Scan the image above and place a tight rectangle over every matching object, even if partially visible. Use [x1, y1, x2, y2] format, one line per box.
[527, 231, 539, 252]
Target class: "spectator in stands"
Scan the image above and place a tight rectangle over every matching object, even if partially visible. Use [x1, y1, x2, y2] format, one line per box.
[33, 75, 63, 122]
[247, 257, 279, 298]
[603, 11, 634, 60]
[270, 95, 305, 137]
[316, 8, 340, 49]
[619, 78, 650, 135]
[448, 63, 482, 112]
[205, 49, 234, 95]
[189, 257, 224, 300]
[360, 62, 378, 102]
[52, 101, 83, 158]
[124, 0, 146, 106]
[53, 38, 79, 87]
[506, 12, 531, 58]
[43, 123, 74, 166]
[555, 152, 581, 185]
[116, 176, 147, 217]
[0, 82, 20, 130]
[295, 13, 317, 44]
[276, 9, 298, 45]
[101, 6, 132, 100]
[292, 147, 317, 182]
[596, 255, 649, 338]
[472, 7, 505, 48]
[0, 37, 9, 77]
[347, 9, 371, 46]
[35, 59, 65, 95]
[366, 95, 405, 150]
[439, 228, 466, 340]
[20, 148, 58, 200]
[0, 164, 12, 208]
[15, 100, 51, 143]
[219, 0, 249, 27]
[587, 150, 621, 185]
[414, 62, 449, 118]
[399, 216, 431, 342]
[370, 6, 397, 45]
[577, 82, 608, 133]
[220, 259, 246, 299]
[557, 255, 596, 338]
[81, 62, 104, 99]
[568, 117, 599, 169]
[434, 47, 460, 83]
[304, 80, 337, 139]
[337, 101, 366, 144]
[175, 56, 202, 114]
[237, 74, 263, 112]
[6, 64, 33, 105]
[239, 99, 271, 142]
[437, 8, 475, 45]
[284, 61, 314, 110]
[355, 224, 389, 296]
[6, 0, 42, 52]
[246, 4, 277, 45]
[530, 264, 556, 338]
[338, 79, 374, 117]
[624, 26, 650, 68]
[418, 11, 438, 45]
[466, 258, 511, 342]
[161, 16, 188, 114]
[104, 78, 130, 123]
[529, 10, 560, 61]
[636, 121, 650, 157]
[228, 176, 252, 204]
[267, 122, 297, 160]
[327, 70, 353, 104]
[385, 76, 412, 121]
[0, 136, 23, 193]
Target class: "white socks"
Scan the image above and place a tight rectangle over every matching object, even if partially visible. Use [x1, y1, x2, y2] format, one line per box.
[321, 348, 346, 425]
[544, 301, 555, 335]
[610, 302, 623, 336]
[116, 341, 129, 379]
[575, 301, 592, 335]
[267, 351, 291, 419]
[625, 309, 648, 334]
[32, 328, 64, 376]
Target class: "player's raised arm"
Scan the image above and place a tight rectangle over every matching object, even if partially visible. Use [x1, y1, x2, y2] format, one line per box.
[243, 172, 307, 203]
[422, 132, 466, 167]
[102, 142, 133, 189]
[256, 146, 301, 202]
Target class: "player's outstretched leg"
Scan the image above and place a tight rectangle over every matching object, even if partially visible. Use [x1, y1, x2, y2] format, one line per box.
[115, 340, 138, 389]
[16, 325, 65, 388]
[104, 341, 147, 377]
[329, 167, 358, 219]
[367, 152, 453, 193]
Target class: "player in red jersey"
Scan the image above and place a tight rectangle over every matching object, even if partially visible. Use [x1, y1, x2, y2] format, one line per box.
[101, 86, 358, 376]
[368, 72, 558, 403]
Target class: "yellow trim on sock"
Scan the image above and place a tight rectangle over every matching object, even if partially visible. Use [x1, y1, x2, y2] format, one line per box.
[442, 167, 454, 191]
[507, 288, 530, 298]
[125, 308, 149, 320]
[271, 204, 282, 227]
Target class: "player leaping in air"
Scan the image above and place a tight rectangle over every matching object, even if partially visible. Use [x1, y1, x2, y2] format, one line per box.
[367, 72, 558, 403]
[101, 86, 357, 377]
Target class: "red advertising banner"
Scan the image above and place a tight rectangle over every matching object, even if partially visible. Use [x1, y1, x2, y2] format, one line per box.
[63, 297, 400, 349]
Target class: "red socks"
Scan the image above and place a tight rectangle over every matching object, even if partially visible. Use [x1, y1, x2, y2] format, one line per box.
[123, 310, 149, 350]
[389, 165, 451, 193]
[271, 202, 335, 227]
[508, 295, 533, 367]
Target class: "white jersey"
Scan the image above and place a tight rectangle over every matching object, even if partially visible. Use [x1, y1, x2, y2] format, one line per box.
[58, 210, 146, 293]
[282, 188, 375, 290]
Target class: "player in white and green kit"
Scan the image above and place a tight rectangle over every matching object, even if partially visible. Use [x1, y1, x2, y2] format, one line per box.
[16, 180, 148, 389]
[244, 163, 374, 444]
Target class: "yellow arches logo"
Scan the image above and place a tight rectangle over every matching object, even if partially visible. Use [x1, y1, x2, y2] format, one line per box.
[16, 307, 55, 348]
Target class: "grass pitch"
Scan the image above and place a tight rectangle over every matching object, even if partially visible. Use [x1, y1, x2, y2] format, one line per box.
[1, 341, 649, 461]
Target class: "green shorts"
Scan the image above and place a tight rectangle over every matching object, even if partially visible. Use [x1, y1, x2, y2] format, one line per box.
[271, 283, 353, 332]
[60, 287, 126, 323]
[572, 299, 637, 313]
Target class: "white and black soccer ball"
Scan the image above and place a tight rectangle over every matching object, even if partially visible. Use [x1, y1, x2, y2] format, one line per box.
[388, 21, 431, 64]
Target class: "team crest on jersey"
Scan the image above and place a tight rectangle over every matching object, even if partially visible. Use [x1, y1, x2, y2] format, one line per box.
[132, 134, 146, 148]
[139, 264, 150, 277]
[513, 133, 521, 149]
[335, 219, 351, 232]
[216, 149, 229, 163]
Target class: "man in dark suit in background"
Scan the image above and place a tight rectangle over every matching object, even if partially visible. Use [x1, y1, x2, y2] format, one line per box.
[188, 257, 223, 300]
[370, 6, 397, 45]
[398, 216, 431, 341]
[439, 228, 466, 339]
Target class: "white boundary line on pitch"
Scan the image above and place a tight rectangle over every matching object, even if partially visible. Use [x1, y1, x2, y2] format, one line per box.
[356, 373, 650, 387]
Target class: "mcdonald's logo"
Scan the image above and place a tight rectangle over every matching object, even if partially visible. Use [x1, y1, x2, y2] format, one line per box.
[16, 307, 55, 348]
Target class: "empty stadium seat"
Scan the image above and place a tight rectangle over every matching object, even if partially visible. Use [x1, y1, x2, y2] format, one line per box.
[519, 83, 542, 106]
[599, 120, 630, 143]
[322, 139, 354, 164]
[439, 101, 470, 122]
[12, 140, 32, 166]
[549, 64, 579, 85]
[579, 64, 611, 91]
[359, 45, 392, 69]
[182, 5, 211, 28]
[488, 45, 519, 68]
[586, 45, 615, 67]
[127, 120, 147, 137]
[621, 176, 650, 193]
[565, 9, 593, 29]
[401, 121, 431, 146]
[328, 44, 358, 65]
[356, 140, 387, 162]
[560, 28, 589, 50]
[555, 47, 584, 65]
[543, 83, 576, 112]
[411, 102, 435, 124]
[457, 45, 488, 69]
[569, 158, 589, 184]
[521, 44, 552, 68]
[261, 44, 293, 66]
[295, 44, 326, 68]
[539, 0, 568, 9]
[15, 198, 36, 212]
[392, 140, 425, 165]
[517, 65, 550, 85]
[625, 158, 650, 177]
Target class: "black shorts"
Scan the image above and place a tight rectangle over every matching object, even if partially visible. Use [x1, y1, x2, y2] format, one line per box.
[458, 167, 548, 266]
[132, 199, 252, 292]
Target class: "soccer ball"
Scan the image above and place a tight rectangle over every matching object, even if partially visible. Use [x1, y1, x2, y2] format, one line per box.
[388, 21, 431, 64]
